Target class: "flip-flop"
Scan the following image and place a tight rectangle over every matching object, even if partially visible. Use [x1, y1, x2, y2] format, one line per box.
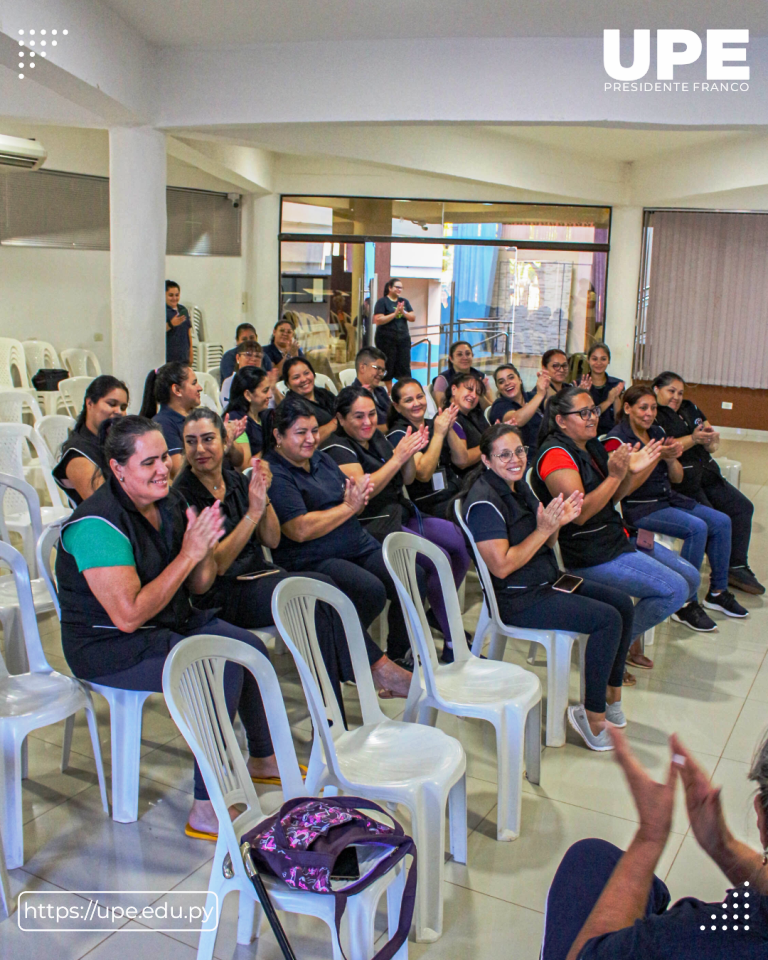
[251, 763, 308, 786]
[626, 653, 654, 670]
[622, 670, 637, 687]
[184, 823, 218, 842]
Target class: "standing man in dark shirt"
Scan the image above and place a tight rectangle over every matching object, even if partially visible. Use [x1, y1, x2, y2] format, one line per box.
[352, 346, 390, 429]
[165, 280, 193, 365]
[373, 277, 415, 391]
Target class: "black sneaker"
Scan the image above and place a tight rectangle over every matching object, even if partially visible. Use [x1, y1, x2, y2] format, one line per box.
[671, 601, 718, 632]
[440, 643, 455, 664]
[391, 651, 414, 672]
[703, 589, 749, 619]
[728, 565, 766, 596]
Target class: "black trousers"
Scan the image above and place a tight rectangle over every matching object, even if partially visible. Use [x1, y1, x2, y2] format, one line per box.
[698, 472, 754, 568]
[497, 579, 635, 713]
[374, 329, 411, 381]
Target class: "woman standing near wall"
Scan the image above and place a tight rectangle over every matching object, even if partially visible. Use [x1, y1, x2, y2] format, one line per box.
[373, 278, 415, 391]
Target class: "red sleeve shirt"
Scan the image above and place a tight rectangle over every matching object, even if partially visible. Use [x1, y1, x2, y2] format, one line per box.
[538, 448, 578, 479]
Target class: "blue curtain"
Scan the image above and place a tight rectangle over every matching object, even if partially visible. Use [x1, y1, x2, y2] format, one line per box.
[441, 222, 501, 358]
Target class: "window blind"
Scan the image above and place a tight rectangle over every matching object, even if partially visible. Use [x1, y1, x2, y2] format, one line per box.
[166, 186, 240, 256]
[638, 210, 768, 389]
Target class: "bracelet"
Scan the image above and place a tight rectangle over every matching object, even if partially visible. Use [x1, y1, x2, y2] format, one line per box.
[244, 514, 258, 526]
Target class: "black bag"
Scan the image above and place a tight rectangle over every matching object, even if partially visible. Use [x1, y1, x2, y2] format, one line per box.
[32, 368, 69, 391]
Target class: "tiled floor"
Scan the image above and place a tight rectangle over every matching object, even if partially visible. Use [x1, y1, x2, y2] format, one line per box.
[3, 471, 768, 959]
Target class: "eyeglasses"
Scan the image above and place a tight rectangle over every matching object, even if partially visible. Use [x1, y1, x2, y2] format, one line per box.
[367, 363, 387, 375]
[562, 406, 601, 421]
[491, 446, 528, 462]
[549, 362, 569, 372]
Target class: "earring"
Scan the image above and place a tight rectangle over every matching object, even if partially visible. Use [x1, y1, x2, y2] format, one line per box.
[119, 476, 126, 483]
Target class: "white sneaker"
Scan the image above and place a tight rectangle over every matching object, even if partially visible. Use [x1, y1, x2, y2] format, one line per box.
[567, 704, 615, 751]
[605, 701, 627, 728]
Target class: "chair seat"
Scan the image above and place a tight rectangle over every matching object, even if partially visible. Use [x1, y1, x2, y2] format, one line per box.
[0, 575, 56, 610]
[0, 672, 85, 720]
[433, 659, 541, 707]
[335, 718, 465, 786]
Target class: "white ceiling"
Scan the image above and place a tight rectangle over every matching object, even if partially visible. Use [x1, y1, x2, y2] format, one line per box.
[102, 0, 768, 46]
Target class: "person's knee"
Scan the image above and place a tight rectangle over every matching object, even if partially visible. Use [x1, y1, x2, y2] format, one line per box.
[555, 838, 624, 881]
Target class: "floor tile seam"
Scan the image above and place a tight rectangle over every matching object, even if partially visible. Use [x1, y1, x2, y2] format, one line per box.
[443, 877, 546, 914]
[21, 783, 102, 828]
[742, 647, 768, 701]
[25, 732, 103, 765]
[74, 919, 151, 959]
[626, 671, 754, 698]
[143, 858, 215, 908]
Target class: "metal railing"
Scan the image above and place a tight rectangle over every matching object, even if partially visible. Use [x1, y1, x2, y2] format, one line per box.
[409, 337, 433, 380]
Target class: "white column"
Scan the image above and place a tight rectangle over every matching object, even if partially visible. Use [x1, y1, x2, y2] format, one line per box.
[109, 127, 167, 408]
[604, 206, 644, 385]
[251, 193, 281, 342]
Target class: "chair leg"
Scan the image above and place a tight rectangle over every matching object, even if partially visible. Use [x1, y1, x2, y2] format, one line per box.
[495, 711, 525, 842]
[401, 671, 423, 724]
[416, 702, 438, 727]
[0, 824, 12, 916]
[235, 889, 257, 945]
[526, 641, 539, 665]
[524, 700, 542, 786]
[578, 638, 587, 706]
[304, 734, 326, 796]
[0, 726, 24, 870]
[545, 633, 574, 748]
[61, 714, 75, 773]
[447, 773, 467, 865]
[487, 627, 507, 662]
[108, 690, 148, 824]
[386, 861, 406, 940]
[470, 606, 490, 656]
[194, 870, 228, 960]
[345, 888, 377, 960]
[411, 787, 449, 941]
[82, 703, 109, 814]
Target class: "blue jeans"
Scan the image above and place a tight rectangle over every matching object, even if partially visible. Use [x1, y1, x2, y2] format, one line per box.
[639, 504, 732, 592]
[570, 542, 700, 636]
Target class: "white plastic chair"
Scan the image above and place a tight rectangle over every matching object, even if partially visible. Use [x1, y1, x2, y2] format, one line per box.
[22, 340, 61, 378]
[0, 389, 44, 426]
[0, 338, 30, 390]
[314, 373, 338, 396]
[0, 825, 11, 915]
[714, 456, 741, 489]
[272, 576, 467, 942]
[57, 378, 92, 418]
[0, 540, 108, 869]
[195, 371, 221, 406]
[60, 348, 102, 378]
[423, 384, 438, 419]
[0, 430, 70, 570]
[0, 476, 59, 674]
[37, 414, 76, 463]
[383, 532, 542, 841]
[163, 633, 408, 960]
[338, 367, 357, 388]
[455, 500, 587, 748]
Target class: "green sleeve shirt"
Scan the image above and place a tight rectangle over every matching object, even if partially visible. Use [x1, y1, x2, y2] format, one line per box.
[61, 518, 136, 572]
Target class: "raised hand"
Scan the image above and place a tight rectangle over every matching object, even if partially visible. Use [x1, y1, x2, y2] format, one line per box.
[629, 439, 663, 474]
[181, 502, 225, 563]
[610, 728, 678, 848]
[608, 380, 626, 402]
[670, 734, 731, 859]
[395, 425, 429, 465]
[247, 459, 268, 518]
[257, 457, 273, 489]
[536, 370, 551, 396]
[502, 411, 519, 426]
[607, 442, 631, 478]
[434, 403, 459, 436]
[223, 413, 248, 449]
[577, 373, 593, 390]
[536, 495, 565, 536]
[559, 490, 584, 526]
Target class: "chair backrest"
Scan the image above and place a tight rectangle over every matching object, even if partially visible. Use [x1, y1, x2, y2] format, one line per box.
[0, 539, 53, 676]
[37, 415, 76, 462]
[338, 367, 357, 388]
[203, 343, 224, 374]
[190, 305, 204, 341]
[22, 340, 61, 376]
[271, 577, 387, 777]
[383, 531, 470, 701]
[0, 338, 30, 390]
[454, 498, 504, 628]
[58, 377, 93, 417]
[314, 373, 338, 396]
[60, 348, 102, 378]
[35, 521, 63, 619]
[194, 371, 222, 413]
[0, 389, 43, 426]
[484, 405, 493, 423]
[424, 384, 438, 419]
[0, 471, 43, 570]
[0, 424, 65, 516]
[162, 634, 306, 865]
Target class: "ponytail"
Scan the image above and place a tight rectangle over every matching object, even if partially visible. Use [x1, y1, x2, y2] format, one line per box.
[139, 362, 191, 419]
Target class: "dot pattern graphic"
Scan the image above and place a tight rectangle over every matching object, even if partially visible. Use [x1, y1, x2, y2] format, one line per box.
[701, 882, 755, 934]
[16, 28, 69, 78]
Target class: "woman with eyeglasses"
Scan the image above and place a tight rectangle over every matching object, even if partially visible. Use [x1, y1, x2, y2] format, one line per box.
[605, 386, 745, 635]
[532, 388, 701, 684]
[461, 423, 635, 752]
[542, 349, 571, 397]
[433, 341, 493, 410]
[489, 364, 550, 461]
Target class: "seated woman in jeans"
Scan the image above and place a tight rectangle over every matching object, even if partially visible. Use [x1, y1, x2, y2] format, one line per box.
[55, 416, 277, 842]
[605, 386, 746, 636]
[173, 408, 412, 700]
[543, 728, 768, 959]
[532, 387, 701, 682]
[463, 423, 635, 752]
[266, 397, 427, 666]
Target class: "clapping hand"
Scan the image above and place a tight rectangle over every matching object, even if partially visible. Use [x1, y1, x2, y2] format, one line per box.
[629, 439, 663, 474]
[559, 490, 584, 525]
[181, 502, 225, 563]
[535, 495, 566, 536]
[608, 380, 626, 402]
[611, 728, 679, 849]
[670, 734, 731, 860]
[577, 373, 593, 390]
[607, 442, 631, 478]
[536, 369, 551, 396]
[396, 425, 429, 465]
[247, 459, 269, 518]
[434, 403, 459, 436]
[223, 413, 248, 450]
[344, 474, 374, 514]
[659, 438, 684, 461]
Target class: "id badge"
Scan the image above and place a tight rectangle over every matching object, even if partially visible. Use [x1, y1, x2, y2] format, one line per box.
[432, 469, 447, 492]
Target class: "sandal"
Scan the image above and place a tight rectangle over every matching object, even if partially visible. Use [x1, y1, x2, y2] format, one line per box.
[251, 763, 308, 786]
[622, 670, 636, 687]
[626, 652, 654, 670]
[184, 823, 218, 842]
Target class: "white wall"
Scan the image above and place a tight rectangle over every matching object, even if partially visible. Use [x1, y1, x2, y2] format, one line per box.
[165, 255, 244, 350]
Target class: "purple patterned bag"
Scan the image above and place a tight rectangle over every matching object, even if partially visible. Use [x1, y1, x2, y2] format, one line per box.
[242, 795, 416, 960]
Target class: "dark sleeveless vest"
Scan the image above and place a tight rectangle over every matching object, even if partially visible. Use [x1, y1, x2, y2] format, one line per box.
[532, 431, 633, 569]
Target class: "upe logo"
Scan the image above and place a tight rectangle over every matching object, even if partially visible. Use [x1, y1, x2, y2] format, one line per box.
[604, 29, 749, 81]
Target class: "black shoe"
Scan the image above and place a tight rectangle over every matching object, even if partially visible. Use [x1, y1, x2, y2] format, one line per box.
[703, 589, 749, 619]
[671, 601, 718, 632]
[440, 644, 455, 664]
[728, 565, 766, 596]
[391, 652, 414, 672]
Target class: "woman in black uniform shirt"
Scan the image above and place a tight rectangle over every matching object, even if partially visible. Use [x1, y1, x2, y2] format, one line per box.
[462, 423, 635, 752]
[174, 408, 412, 700]
[53, 375, 129, 504]
[489, 363, 550, 460]
[372, 277, 415, 389]
[653, 370, 764, 595]
[445, 372, 488, 480]
[280, 357, 337, 443]
[586, 342, 625, 436]
[266, 398, 426, 665]
[433, 341, 493, 410]
[223, 366, 273, 457]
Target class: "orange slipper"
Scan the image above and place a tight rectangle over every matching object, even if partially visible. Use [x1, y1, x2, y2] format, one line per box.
[251, 763, 308, 786]
[184, 823, 218, 842]
[623, 670, 637, 687]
